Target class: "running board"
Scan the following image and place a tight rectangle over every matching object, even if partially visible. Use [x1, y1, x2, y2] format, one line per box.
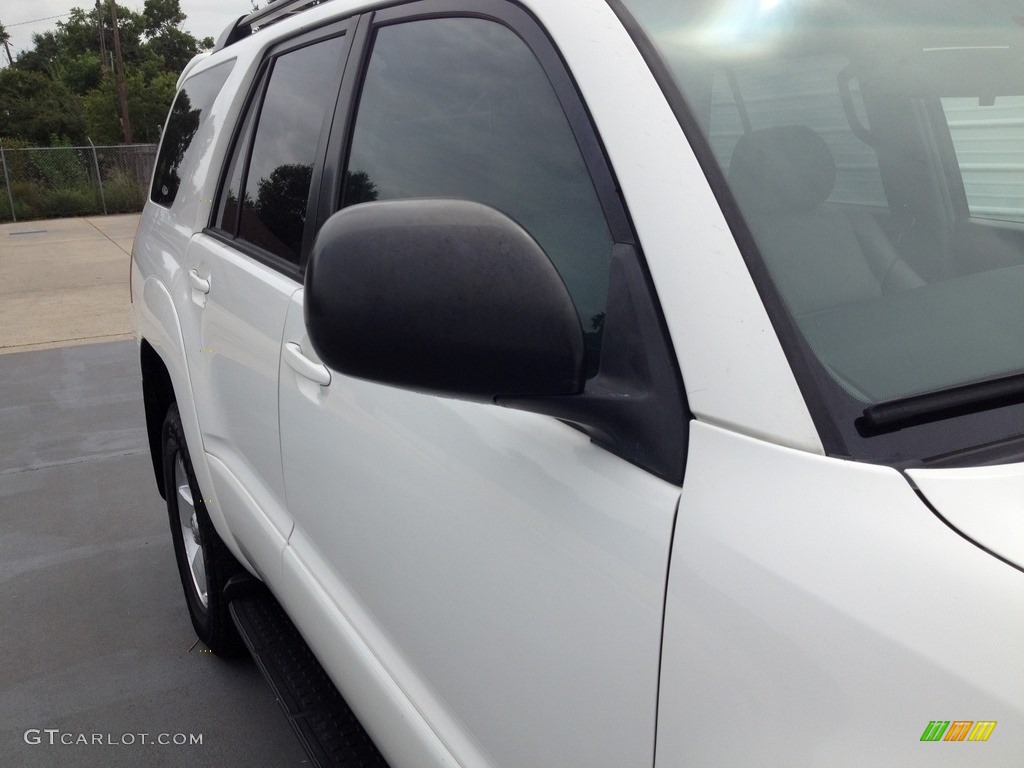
[226, 578, 390, 768]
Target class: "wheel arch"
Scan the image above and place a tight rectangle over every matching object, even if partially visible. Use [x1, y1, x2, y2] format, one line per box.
[141, 338, 176, 499]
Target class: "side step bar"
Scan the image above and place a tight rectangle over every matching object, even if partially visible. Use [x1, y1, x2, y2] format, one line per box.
[226, 576, 390, 768]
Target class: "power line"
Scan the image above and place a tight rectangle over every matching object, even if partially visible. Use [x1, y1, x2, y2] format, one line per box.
[8, 13, 74, 28]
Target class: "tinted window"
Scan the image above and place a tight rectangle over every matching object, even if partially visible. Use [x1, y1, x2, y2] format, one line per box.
[217, 34, 347, 263]
[151, 61, 233, 207]
[343, 18, 613, 367]
[709, 58, 885, 207]
[216, 93, 258, 237]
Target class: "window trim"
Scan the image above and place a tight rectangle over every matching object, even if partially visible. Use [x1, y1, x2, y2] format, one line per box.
[214, 64, 266, 239]
[605, 0, 849, 456]
[205, 18, 355, 278]
[316, 0, 632, 244]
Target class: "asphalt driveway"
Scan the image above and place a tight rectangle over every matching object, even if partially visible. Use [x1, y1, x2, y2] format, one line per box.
[0, 216, 308, 766]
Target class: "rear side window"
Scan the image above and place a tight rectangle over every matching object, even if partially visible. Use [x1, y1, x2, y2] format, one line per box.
[215, 33, 348, 264]
[942, 95, 1024, 224]
[151, 61, 233, 207]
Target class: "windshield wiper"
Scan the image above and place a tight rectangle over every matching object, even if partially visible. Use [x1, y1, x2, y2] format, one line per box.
[856, 372, 1024, 436]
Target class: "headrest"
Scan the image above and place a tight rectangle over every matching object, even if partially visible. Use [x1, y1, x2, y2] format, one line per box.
[728, 125, 836, 213]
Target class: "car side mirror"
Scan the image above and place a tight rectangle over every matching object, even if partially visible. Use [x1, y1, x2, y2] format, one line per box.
[305, 199, 586, 402]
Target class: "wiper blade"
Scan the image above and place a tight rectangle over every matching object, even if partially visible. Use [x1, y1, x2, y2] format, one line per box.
[857, 372, 1024, 436]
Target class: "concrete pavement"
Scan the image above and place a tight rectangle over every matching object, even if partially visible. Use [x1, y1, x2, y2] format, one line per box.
[0, 215, 138, 355]
[0, 216, 309, 766]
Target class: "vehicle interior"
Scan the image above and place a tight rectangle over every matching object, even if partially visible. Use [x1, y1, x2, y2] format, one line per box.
[633, 0, 1024, 413]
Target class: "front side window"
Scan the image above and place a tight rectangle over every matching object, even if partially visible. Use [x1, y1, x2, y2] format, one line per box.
[151, 61, 233, 207]
[342, 17, 614, 371]
[215, 33, 347, 264]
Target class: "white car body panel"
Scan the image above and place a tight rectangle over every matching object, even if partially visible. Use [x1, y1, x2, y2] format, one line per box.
[128, 0, 1024, 765]
[204, 453, 286, 585]
[132, 211, 243, 561]
[279, 291, 680, 768]
[658, 421, 1024, 767]
[532, 0, 824, 455]
[176, 233, 298, 560]
[279, 535, 463, 768]
[909, 463, 1024, 570]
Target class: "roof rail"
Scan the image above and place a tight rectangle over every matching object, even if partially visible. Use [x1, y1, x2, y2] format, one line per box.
[214, 0, 326, 51]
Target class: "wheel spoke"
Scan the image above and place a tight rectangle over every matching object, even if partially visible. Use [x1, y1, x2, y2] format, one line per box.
[174, 453, 209, 608]
[191, 547, 208, 604]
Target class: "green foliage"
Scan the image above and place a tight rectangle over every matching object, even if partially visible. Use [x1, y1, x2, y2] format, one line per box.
[0, 138, 32, 191]
[147, 26, 202, 73]
[54, 52, 105, 95]
[28, 139, 91, 190]
[0, 148, 151, 223]
[143, 0, 187, 36]
[0, 70, 87, 144]
[8, 1, 202, 147]
[0, 137, 30, 150]
[37, 186, 103, 218]
[104, 168, 147, 213]
[0, 180, 103, 223]
[84, 69, 176, 145]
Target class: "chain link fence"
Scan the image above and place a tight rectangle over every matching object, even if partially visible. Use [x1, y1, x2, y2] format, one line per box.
[0, 143, 157, 223]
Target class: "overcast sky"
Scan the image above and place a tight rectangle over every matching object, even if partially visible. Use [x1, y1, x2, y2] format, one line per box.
[2, 1, 244, 60]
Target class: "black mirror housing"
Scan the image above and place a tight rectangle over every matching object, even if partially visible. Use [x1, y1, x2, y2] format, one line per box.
[305, 199, 585, 402]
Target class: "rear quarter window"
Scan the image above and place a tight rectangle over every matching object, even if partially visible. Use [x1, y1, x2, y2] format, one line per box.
[151, 61, 234, 208]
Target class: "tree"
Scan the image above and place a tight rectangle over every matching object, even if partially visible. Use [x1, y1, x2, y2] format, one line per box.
[14, 6, 143, 84]
[52, 52, 104, 95]
[5, 2, 204, 145]
[0, 69, 86, 143]
[147, 26, 202, 73]
[143, 0, 186, 36]
[255, 163, 314, 251]
[343, 170, 378, 205]
[84, 67, 176, 144]
[140, 0, 202, 72]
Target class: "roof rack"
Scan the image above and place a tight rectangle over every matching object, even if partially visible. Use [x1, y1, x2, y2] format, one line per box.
[214, 0, 326, 51]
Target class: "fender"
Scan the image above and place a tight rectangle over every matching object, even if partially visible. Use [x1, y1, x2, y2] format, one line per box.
[135, 271, 258, 578]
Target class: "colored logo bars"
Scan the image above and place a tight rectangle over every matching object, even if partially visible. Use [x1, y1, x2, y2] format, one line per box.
[921, 721, 997, 742]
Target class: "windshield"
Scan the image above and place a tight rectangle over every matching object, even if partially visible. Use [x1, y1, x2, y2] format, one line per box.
[615, 0, 1024, 464]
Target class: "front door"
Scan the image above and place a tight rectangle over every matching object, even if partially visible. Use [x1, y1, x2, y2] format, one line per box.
[279, 7, 682, 767]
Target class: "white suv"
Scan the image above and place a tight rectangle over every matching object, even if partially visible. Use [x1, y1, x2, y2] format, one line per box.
[132, 0, 1024, 765]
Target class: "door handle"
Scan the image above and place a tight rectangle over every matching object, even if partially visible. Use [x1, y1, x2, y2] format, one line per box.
[284, 342, 331, 386]
[187, 269, 211, 294]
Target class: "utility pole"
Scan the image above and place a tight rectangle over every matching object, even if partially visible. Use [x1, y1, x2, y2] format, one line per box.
[109, 0, 133, 144]
[96, 1, 109, 73]
[0, 22, 14, 67]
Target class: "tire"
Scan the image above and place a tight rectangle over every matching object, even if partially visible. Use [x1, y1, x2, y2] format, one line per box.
[162, 403, 244, 656]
